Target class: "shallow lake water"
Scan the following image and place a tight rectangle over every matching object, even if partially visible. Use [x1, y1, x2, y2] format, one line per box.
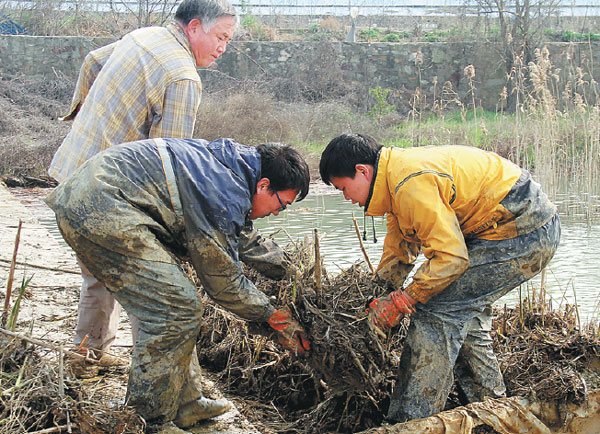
[255, 185, 600, 325]
[12, 186, 599, 325]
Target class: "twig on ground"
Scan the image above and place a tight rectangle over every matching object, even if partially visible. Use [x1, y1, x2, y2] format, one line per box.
[0, 328, 129, 365]
[352, 214, 375, 275]
[314, 228, 322, 297]
[0, 258, 79, 275]
[28, 424, 79, 434]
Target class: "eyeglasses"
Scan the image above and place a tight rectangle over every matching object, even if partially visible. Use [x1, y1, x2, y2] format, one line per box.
[274, 190, 287, 212]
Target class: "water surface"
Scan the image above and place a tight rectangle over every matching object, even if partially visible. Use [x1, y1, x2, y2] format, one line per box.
[13, 187, 598, 324]
[255, 187, 600, 324]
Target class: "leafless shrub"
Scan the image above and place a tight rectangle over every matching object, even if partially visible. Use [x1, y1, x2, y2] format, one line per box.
[318, 16, 345, 36]
[196, 88, 385, 149]
[270, 44, 352, 103]
[0, 75, 70, 177]
[2, 0, 175, 36]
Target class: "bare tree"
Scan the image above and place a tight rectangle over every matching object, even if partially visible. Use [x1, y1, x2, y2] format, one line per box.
[468, 0, 561, 109]
[110, 0, 178, 28]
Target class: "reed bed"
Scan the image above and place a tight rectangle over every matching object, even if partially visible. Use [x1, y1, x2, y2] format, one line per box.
[398, 45, 600, 216]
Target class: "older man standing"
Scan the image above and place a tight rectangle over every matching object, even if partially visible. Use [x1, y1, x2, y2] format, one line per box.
[48, 0, 237, 372]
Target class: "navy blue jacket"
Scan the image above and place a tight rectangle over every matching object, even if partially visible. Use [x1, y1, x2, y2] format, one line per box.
[46, 138, 275, 321]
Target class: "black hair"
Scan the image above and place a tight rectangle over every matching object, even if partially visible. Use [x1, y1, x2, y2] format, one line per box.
[175, 0, 236, 26]
[257, 144, 310, 201]
[319, 133, 383, 185]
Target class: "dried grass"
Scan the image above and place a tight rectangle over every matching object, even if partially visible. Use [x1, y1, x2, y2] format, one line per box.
[197, 240, 406, 433]
[197, 89, 383, 150]
[493, 293, 600, 403]
[0, 335, 143, 434]
[1, 239, 598, 433]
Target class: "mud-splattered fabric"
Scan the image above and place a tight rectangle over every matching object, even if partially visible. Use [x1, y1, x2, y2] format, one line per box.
[238, 221, 292, 280]
[367, 146, 557, 304]
[387, 213, 560, 422]
[46, 138, 278, 422]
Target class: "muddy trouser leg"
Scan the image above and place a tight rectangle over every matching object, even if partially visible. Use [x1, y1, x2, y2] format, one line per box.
[453, 305, 505, 403]
[387, 213, 560, 422]
[74, 258, 121, 353]
[62, 227, 204, 423]
[126, 311, 203, 404]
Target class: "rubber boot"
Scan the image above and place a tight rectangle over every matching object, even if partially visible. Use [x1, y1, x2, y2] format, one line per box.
[174, 397, 232, 428]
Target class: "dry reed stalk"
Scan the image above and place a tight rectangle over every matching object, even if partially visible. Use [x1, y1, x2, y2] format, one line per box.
[1, 329, 142, 432]
[0, 258, 80, 275]
[314, 228, 322, 297]
[28, 425, 78, 434]
[464, 64, 478, 124]
[2, 219, 22, 327]
[0, 328, 128, 365]
[352, 214, 375, 275]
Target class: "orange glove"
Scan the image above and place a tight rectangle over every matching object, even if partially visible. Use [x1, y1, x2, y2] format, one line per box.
[267, 307, 311, 355]
[367, 290, 416, 331]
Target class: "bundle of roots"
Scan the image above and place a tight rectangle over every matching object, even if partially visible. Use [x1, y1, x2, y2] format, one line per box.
[197, 240, 406, 433]
[197, 241, 600, 433]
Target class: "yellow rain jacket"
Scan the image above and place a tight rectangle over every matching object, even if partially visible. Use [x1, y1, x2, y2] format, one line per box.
[366, 146, 556, 303]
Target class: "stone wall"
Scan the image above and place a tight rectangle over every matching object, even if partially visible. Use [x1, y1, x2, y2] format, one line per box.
[0, 35, 113, 78]
[1, 35, 599, 111]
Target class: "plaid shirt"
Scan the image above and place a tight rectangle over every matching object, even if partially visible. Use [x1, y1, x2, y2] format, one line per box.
[49, 23, 202, 182]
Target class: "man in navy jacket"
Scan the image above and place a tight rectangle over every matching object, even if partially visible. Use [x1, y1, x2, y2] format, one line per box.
[47, 138, 311, 432]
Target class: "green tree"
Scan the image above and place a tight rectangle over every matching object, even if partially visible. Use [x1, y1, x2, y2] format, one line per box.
[368, 86, 395, 122]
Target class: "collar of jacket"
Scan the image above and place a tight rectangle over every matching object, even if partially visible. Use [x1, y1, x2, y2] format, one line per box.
[167, 22, 195, 61]
[365, 147, 393, 217]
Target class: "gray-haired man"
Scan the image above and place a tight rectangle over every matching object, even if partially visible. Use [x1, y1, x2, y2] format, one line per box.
[48, 0, 241, 371]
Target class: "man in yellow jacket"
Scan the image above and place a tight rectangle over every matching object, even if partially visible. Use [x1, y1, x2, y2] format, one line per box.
[319, 133, 560, 422]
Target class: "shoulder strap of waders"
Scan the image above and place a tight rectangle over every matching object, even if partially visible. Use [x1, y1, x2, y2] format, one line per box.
[155, 138, 184, 220]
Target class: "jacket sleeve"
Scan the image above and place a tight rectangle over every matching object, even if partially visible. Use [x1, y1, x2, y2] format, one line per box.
[376, 213, 419, 288]
[394, 172, 469, 303]
[239, 221, 290, 280]
[61, 42, 117, 121]
[150, 79, 201, 139]
[187, 230, 275, 322]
